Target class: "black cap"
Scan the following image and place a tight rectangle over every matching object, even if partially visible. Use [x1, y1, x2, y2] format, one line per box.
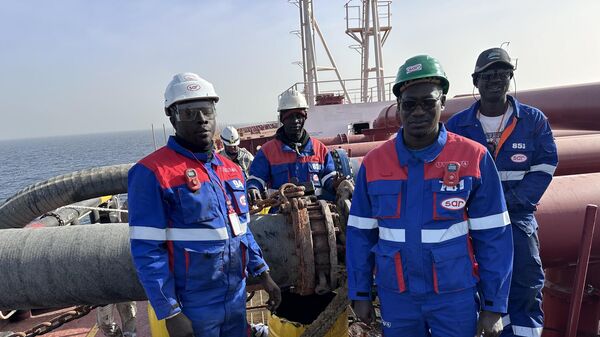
[473, 48, 515, 74]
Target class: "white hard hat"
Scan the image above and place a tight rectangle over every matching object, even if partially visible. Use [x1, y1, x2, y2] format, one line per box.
[164, 72, 219, 113]
[220, 126, 240, 146]
[277, 89, 308, 112]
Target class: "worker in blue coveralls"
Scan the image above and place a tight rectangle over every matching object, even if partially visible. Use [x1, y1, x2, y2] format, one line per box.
[245, 89, 338, 326]
[346, 55, 514, 337]
[128, 72, 281, 337]
[246, 89, 337, 205]
[446, 48, 558, 337]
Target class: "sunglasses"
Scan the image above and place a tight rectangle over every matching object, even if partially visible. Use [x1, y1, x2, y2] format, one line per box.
[400, 91, 443, 112]
[478, 69, 513, 81]
[174, 102, 216, 121]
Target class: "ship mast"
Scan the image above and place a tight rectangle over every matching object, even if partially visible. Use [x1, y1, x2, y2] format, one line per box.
[345, 0, 392, 102]
[291, 0, 351, 106]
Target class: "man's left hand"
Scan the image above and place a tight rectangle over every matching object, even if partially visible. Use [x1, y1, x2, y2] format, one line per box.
[476, 310, 503, 337]
[259, 271, 281, 312]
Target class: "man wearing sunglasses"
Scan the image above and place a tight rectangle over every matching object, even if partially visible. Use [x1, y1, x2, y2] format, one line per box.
[446, 48, 558, 337]
[127, 73, 281, 337]
[347, 55, 513, 337]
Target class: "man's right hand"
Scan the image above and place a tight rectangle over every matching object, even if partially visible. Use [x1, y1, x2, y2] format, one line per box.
[165, 312, 194, 337]
[352, 300, 375, 324]
[247, 188, 262, 205]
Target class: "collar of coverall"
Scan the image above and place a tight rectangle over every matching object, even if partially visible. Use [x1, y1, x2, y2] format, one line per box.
[395, 123, 447, 166]
[275, 126, 312, 154]
[168, 136, 223, 166]
[457, 95, 522, 127]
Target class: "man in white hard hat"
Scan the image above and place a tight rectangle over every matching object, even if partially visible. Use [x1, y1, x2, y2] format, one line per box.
[128, 72, 281, 337]
[247, 89, 337, 204]
[218, 126, 254, 179]
[246, 89, 338, 330]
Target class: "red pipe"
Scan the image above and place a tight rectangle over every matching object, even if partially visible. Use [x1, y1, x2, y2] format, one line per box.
[537, 173, 600, 268]
[553, 129, 600, 137]
[566, 205, 598, 337]
[372, 82, 600, 131]
[318, 134, 373, 146]
[347, 134, 600, 177]
[327, 141, 386, 157]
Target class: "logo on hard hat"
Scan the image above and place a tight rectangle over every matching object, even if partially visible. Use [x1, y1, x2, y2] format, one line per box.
[441, 197, 466, 210]
[406, 64, 422, 74]
[511, 154, 528, 163]
[187, 84, 201, 91]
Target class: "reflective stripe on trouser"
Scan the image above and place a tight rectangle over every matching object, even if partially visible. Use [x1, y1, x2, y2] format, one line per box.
[377, 287, 478, 337]
[500, 226, 544, 337]
[183, 283, 248, 337]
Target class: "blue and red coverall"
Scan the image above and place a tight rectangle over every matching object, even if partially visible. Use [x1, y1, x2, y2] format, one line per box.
[247, 137, 336, 198]
[128, 136, 269, 337]
[447, 96, 558, 337]
[347, 125, 513, 336]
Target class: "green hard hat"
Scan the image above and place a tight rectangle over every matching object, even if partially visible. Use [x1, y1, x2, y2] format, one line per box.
[392, 55, 450, 97]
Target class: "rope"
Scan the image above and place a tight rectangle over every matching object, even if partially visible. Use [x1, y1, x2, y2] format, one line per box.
[299, 285, 350, 337]
[56, 205, 128, 213]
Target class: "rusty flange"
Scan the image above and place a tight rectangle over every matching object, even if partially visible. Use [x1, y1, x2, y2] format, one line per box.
[287, 197, 316, 295]
[283, 197, 340, 295]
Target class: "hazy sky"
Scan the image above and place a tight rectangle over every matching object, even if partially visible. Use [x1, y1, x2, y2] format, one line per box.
[1, 0, 598, 140]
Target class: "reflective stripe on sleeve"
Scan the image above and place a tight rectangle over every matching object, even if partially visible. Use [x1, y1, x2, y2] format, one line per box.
[379, 227, 406, 242]
[421, 221, 468, 243]
[499, 171, 526, 181]
[529, 163, 556, 175]
[469, 211, 511, 230]
[321, 171, 337, 185]
[499, 164, 556, 181]
[347, 215, 378, 229]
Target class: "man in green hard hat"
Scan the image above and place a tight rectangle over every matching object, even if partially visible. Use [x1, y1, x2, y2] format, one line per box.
[346, 55, 513, 337]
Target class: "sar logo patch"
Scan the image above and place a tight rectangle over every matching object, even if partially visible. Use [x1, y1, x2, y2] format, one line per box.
[406, 64, 422, 74]
[186, 84, 201, 91]
[511, 154, 528, 163]
[441, 197, 466, 210]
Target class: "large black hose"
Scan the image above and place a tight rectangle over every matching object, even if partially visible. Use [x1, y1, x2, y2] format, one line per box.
[0, 164, 132, 229]
[0, 215, 297, 311]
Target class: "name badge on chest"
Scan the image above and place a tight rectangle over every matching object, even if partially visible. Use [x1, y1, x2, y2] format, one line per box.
[228, 212, 242, 236]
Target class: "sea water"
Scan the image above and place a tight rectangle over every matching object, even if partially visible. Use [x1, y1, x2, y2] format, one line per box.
[0, 130, 165, 202]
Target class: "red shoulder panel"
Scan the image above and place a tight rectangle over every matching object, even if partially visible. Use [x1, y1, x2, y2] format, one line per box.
[364, 139, 408, 182]
[215, 153, 245, 181]
[424, 132, 485, 180]
[138, 147, 210, 189]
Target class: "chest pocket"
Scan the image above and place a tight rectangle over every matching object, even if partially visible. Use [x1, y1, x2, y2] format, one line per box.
[432, 177, 472, 221]
[271, 165, 290, 188]
[367, 181, 403, 219]
[225, 179, 249, 214]
[177, 184, 220, 224]
[500, 139, 535, 169]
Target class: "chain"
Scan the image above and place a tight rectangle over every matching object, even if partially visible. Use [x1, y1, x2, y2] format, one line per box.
[39, 212, 65, 226]
[249, 183, 305, 214]
[6, 305, 100, 337]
